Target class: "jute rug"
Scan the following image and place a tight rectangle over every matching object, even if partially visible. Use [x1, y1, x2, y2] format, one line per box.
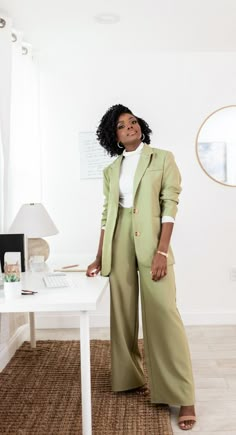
[0, 340, 173, 435]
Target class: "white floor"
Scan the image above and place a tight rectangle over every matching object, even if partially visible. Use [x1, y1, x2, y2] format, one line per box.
[36, 325, 236, 435]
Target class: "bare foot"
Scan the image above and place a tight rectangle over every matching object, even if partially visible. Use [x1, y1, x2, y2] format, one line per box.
[178, 405, 196, 430]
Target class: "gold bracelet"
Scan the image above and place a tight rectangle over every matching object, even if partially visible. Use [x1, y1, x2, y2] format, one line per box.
[157, 250, 168, 258]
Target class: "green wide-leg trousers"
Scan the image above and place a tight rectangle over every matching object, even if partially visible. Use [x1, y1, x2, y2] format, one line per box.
[109, 207, 195, 406]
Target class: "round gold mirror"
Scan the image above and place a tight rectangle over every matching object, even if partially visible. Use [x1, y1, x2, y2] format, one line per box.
[196, 105, 236, 187]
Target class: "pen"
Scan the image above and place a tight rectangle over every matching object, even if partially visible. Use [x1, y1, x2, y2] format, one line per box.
[61, 264, 79, 269]
[54, 268, 86, 272]
[21, 289, 38, 295]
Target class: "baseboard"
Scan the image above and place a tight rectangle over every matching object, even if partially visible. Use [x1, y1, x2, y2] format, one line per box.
[0, 312, 233, 370]
[35, 311, 236, 329]
[0, 323, 29, 371]
[181, 311, 236, 325]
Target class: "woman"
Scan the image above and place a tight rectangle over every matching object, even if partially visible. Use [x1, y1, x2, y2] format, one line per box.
[86, 104, 196, 430]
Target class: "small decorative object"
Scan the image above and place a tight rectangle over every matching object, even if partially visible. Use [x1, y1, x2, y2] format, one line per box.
[4, 252, 22, 298]
[29, 255, 45, 272]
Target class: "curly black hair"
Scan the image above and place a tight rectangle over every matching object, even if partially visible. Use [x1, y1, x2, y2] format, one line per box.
[96, 104, 152, 157]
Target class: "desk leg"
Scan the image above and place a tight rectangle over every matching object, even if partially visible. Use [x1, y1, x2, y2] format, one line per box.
[29, 312, 36, 348]
[80, 311, 92, 435]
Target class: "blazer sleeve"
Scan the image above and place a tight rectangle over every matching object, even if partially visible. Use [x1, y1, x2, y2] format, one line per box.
[101, 167, 110, 229]
[159, 151, 182, 219]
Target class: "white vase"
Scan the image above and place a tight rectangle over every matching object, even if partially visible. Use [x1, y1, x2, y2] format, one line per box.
[4, 281, 22, 299]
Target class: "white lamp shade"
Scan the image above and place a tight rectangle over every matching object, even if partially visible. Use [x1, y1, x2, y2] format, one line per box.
[9, 203, 59, 238]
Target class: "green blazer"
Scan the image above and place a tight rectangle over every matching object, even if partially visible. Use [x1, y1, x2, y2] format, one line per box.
[101, 144, 182, 276]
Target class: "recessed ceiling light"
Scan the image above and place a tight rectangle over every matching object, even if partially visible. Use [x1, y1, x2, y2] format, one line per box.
[22, 46, 28, 55]
[95, 14, 120, 24]
[12, 32, 17, 42]
[0, 18, 6, 28]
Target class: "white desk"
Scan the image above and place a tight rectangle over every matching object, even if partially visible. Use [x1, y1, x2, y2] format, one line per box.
[0, 271, 109, 435]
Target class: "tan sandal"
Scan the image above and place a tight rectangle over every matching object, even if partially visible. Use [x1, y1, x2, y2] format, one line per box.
[178, 415, 196, 430]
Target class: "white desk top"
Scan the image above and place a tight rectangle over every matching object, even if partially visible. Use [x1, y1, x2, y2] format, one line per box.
[0, 271, 109, 313]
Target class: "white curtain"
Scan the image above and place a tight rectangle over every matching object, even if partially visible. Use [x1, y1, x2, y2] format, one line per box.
[0, 126, 4, 233]
[7, 33, 41, 229]
[0, 15, 41, 352]
[0, 16, 11, 233]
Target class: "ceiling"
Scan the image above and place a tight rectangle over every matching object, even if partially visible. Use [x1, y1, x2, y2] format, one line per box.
[0, 0, 236, 53]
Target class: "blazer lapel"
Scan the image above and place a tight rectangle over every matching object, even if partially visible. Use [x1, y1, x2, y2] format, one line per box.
[133, 144, 153, 200]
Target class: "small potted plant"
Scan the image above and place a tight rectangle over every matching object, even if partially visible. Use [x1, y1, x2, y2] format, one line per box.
[4, 260, 21, 298]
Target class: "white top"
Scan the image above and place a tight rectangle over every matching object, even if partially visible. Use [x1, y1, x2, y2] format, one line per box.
[119, 142, 145, 207]
[119, 143, 175, 223]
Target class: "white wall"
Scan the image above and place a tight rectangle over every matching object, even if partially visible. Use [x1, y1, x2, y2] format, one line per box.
[38, 50, 236, 327]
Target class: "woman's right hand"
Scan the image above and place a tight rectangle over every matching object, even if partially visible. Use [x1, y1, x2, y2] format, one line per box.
[86, 258, 101, 277]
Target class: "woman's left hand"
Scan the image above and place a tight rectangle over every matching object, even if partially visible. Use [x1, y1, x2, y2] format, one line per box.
[150, 252, 167, 281]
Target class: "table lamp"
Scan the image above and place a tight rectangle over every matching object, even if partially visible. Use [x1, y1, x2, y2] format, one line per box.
[8, 203, 59, 261]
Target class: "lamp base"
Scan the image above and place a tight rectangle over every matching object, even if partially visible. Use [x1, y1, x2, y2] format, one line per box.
[28, 238, 50, 261]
